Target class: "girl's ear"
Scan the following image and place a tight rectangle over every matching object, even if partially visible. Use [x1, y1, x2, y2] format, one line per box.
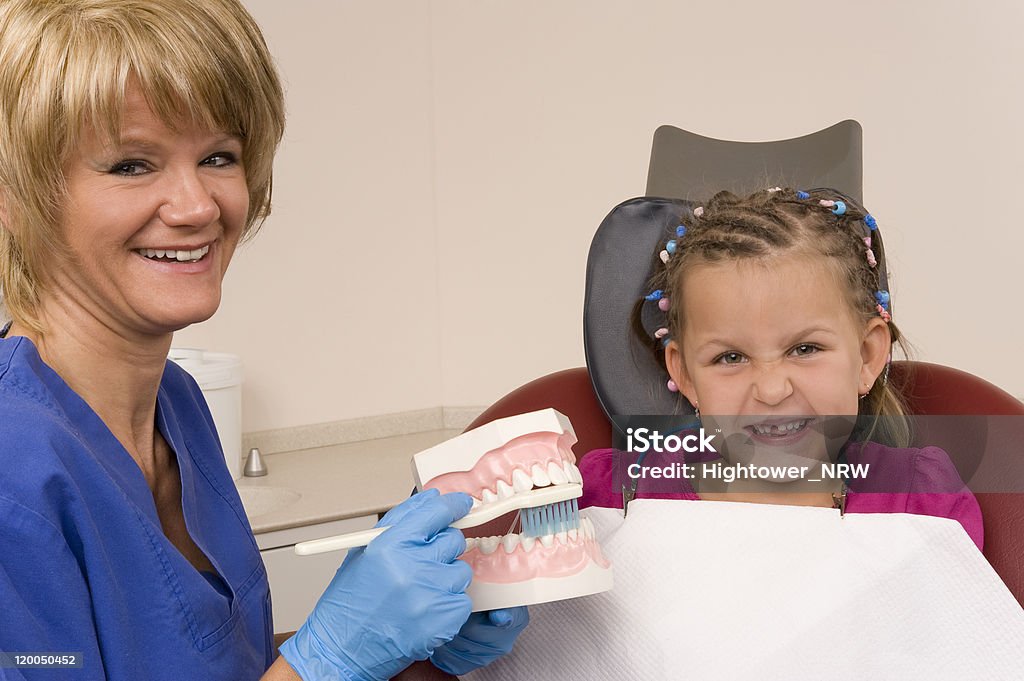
[664, 339, 698, 407]
[860, 317, 892, 394]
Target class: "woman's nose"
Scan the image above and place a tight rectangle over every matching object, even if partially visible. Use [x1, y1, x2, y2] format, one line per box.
[752, 364, 793, 407]
[157, 169, 220, 228]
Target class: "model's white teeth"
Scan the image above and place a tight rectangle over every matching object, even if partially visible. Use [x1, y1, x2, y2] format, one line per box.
[582, 517, 595, 539]
[547, 461, 568, 485]
[138, 244, 210, 262]
[530, 464, 551, 487]
[512, 469, 534, 493]
[496, 479, 515, 500]
[751, 419, 810, 436]
[463, 519, 599, 556]
[472, 461, 586, 508]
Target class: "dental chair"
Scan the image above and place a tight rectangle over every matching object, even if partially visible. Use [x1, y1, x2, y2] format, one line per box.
[466, 122, 1024, 608]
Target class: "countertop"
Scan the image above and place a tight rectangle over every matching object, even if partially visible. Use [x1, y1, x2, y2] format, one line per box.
[236, 429, 460, 534]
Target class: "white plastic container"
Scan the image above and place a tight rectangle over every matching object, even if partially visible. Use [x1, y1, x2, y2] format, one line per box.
[168, 348, 244, 480]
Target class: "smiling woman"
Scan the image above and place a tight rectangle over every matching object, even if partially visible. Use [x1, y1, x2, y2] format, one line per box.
[0, 1, 527, 680]
[53, 85, 250, 336]
[0, 0, 283, 337]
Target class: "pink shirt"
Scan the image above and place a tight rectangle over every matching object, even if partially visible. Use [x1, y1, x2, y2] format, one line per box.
[578, 442, 984, 551]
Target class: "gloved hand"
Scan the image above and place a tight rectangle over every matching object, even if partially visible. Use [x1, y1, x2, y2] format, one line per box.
[429, 607, 530, 675]
[280, 489, 474, 681]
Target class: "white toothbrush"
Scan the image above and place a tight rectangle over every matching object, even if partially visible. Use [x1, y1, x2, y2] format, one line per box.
[294, 483, 583, 555]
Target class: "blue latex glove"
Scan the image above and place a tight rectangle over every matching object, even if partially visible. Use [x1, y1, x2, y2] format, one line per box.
[429, 606, 530, 675]
[280, 489, 474, 681]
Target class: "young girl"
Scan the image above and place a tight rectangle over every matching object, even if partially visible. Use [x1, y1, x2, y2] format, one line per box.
[578, 188, 983, 550]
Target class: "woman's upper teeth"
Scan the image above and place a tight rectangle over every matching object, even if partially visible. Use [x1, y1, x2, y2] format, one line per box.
[139, 245, 210, 261]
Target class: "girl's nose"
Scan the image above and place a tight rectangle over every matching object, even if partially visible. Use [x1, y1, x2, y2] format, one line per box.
[157, 169, 220, 228]
[752, 365, 794, 407]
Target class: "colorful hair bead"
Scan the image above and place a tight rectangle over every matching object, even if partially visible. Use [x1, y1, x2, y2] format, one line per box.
[666, 240, 677, 255]
[660, 250, 670, 263]
[796, 191, 810, 200]
[677, 225, 687, 238]
[658, 297, 670, 312]
[864, 237, 877, 267]
[831, 201, 847, 216]
[874, 291, 891, 321]
[655, 328, 669, 339]
[864, 214, 878, 230]
[767, 186, 783, 193]
[693, 207, 704, 217]
[819, 199, 835, 209]
[645, 289, 663, 301]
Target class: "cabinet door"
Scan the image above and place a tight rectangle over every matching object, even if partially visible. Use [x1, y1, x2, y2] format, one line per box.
[259, 515, 377, 633]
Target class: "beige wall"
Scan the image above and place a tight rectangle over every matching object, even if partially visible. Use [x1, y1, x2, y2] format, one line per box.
[175, 1, 443, 432]
[176, 0, 1024, 433]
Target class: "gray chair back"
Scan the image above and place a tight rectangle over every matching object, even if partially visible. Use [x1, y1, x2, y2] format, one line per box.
[646, 120, 863, 203]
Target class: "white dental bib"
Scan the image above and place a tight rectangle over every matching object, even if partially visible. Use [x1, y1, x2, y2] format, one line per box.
[467, 499, 1024, 681]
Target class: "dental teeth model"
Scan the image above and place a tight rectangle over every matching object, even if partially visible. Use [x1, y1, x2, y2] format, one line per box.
[294, 408, 613, 611]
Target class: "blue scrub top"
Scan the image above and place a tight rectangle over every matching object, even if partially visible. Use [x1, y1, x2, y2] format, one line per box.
[0, 332, 274, 680]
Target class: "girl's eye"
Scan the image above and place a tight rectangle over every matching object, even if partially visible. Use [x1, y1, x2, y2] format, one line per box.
[202, 152, 238, 168]
[715, 352, 745, 365]
[109, 160, 150, 176]
[791, 344, 820, 357]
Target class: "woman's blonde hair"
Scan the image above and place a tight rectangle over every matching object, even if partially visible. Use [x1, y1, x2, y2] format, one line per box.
[0, 0, 286, 333]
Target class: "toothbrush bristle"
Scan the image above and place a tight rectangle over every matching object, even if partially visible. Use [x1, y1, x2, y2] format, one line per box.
[520, 498, 581, 538]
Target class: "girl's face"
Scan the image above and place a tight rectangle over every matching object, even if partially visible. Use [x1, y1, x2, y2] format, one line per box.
[665, 254, 890, 468]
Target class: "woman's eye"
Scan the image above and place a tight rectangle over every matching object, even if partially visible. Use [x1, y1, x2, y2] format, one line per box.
[791, 344, 820, 357]
[202, 152, 238, 168]
[109, 160, 150, 176]
[715, 352, 745, 365]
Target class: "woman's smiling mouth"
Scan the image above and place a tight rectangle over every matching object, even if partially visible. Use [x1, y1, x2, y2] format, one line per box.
[134, 244, 211, 263]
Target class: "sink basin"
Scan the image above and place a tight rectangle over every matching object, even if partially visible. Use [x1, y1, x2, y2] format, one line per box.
[237, 485, 301, 518]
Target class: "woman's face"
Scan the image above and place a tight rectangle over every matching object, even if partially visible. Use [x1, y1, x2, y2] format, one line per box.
[46, 85, 249, 337]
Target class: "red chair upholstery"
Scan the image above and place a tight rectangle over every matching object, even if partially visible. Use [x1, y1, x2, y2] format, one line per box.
[467, 369, 613, 458]
[888, 361, 1024, 605]
[467, 362, 1024, 606]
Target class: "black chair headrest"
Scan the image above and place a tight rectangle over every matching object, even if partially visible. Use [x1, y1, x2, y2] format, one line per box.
[583, 197, 697, 426]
